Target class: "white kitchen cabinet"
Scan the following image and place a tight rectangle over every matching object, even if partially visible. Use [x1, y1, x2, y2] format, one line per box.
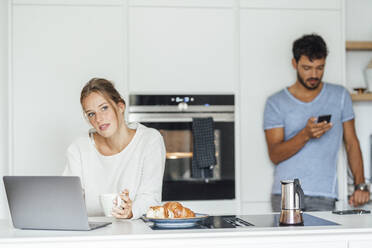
[11, 1, 127, 175]
[0, 0, 9, 220]
[128, 1, 235, 93]
[349, 240, 372, 248]
[4, 0, 349, 218]
[238, 242, 347, 248]
[239, 5, 344, 211]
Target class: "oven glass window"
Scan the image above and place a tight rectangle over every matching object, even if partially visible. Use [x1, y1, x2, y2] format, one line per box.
[142, 122, 235, 201]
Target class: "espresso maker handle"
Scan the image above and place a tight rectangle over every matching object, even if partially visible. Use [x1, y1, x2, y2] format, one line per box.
[294, 178, 305, 210]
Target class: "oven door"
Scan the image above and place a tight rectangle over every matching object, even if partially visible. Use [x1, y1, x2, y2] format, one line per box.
[129, 113, 235, 201]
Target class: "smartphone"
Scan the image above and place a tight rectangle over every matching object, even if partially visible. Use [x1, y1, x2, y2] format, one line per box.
[317, 114, 331, 123]
[332, 209, 371, 215]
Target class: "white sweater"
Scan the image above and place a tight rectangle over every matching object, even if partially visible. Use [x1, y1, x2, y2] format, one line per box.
[63, 123, 165, 219]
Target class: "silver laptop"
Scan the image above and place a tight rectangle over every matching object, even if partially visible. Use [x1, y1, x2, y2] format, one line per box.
[3, 176, 111, 231]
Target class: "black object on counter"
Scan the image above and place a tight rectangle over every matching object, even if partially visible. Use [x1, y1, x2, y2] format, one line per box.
[146, 213, 339, 230]
[332, 209, 371, 215]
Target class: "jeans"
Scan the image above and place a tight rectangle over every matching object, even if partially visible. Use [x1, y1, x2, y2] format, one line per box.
[271, 194, 336, 212]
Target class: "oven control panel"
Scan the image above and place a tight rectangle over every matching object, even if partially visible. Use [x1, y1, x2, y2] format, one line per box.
[129, 95, 234, 106]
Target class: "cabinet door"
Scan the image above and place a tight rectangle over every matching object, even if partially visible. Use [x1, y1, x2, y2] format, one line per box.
[11, 3, 126, 175]
[239, 8, 343, 206]
[0, 0, 8, 220]
[349, 240, 372, 248]
[129, 2, 235, 93]
[239, 241, 347, 248]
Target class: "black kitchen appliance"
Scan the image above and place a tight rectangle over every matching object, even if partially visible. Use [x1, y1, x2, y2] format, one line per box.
[146, 214, 339, 230]
[129, 95, 235, 201]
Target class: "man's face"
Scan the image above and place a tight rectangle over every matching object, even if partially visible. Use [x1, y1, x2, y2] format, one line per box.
[293, 55, 326, 90]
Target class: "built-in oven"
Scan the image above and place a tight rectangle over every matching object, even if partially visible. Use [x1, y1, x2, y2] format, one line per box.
[128, 95, 235, 201]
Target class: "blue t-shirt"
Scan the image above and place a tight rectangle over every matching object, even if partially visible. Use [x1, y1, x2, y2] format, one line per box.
[263, 83, 354, 199]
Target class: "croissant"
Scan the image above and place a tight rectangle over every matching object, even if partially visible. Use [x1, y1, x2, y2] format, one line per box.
[146, 201, 195, 218]
[180, 206, 195, 218]
[146, 206, 166, 218]
[163, 202, 184, 218]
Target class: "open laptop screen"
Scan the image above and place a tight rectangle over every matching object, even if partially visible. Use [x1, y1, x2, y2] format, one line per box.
[3, 176, 110, 230]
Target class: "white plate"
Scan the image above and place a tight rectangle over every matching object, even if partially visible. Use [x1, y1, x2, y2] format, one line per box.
[142, 213, 209, 228]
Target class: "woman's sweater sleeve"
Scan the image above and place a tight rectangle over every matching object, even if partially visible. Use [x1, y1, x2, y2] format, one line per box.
[63, 143, 83, 179]
[131, 133, 166, 219]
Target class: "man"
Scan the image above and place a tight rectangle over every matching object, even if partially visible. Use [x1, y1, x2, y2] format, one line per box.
[263, 34, 370, 211]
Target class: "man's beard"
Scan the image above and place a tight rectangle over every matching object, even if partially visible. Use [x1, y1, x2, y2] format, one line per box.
[297, 72, 322, 90]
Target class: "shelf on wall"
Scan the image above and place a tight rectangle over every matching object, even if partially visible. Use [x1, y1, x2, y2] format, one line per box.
[351, 93, 372, 101]
[346, 41, 372, 51]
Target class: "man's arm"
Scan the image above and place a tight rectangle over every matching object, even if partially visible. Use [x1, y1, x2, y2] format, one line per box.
[343, 119, 370, 206]
[265, 117, 332, 165]
[265, 127, 309, 165]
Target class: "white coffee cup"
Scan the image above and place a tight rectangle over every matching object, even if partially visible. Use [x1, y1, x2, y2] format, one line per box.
[99, 193, 122, 217]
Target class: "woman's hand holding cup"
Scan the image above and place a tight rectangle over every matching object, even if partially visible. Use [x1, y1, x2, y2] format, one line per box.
[112, 189, 133, 219]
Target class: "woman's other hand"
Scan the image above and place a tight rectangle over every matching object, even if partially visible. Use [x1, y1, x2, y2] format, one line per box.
[112, 189, 133, 219]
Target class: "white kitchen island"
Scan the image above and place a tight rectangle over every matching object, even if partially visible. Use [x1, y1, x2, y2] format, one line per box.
[1, 212, 372, 248]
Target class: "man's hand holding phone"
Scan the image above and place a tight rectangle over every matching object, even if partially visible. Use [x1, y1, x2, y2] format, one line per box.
[304, 115, 333, 139]
[317, 114, 331, 124]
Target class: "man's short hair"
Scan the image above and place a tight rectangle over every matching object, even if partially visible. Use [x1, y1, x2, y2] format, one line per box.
[292, 34, 328, 62]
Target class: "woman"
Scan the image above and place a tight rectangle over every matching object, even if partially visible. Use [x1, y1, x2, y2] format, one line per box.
[63, 78, 165, 219]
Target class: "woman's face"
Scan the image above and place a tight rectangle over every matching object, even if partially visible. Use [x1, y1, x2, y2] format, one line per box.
[82, 92, 124, 138]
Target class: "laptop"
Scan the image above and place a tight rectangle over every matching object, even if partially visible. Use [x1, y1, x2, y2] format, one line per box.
[3, 176, 111, 231]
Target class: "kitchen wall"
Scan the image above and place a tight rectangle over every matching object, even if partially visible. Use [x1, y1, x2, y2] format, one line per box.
[0, 0, 9, 219]
[9, 1, 127, 177]
[1, 0, 369, 218]
[345, 0, 372, 186]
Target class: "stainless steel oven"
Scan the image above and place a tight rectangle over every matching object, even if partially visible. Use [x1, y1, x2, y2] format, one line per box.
[128, 95, 235, 201]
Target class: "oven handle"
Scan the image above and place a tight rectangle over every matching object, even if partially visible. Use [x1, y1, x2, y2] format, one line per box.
[128, 113, 234, 122]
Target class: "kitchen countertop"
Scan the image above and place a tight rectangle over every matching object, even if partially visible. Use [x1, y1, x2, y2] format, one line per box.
[1, 212, 372, 248]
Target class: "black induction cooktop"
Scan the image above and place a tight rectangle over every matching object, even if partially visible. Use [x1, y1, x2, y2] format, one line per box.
[148, 213, 339, 230]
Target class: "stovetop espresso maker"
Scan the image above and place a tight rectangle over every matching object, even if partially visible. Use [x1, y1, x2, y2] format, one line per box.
[279, 178, 304, 225]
